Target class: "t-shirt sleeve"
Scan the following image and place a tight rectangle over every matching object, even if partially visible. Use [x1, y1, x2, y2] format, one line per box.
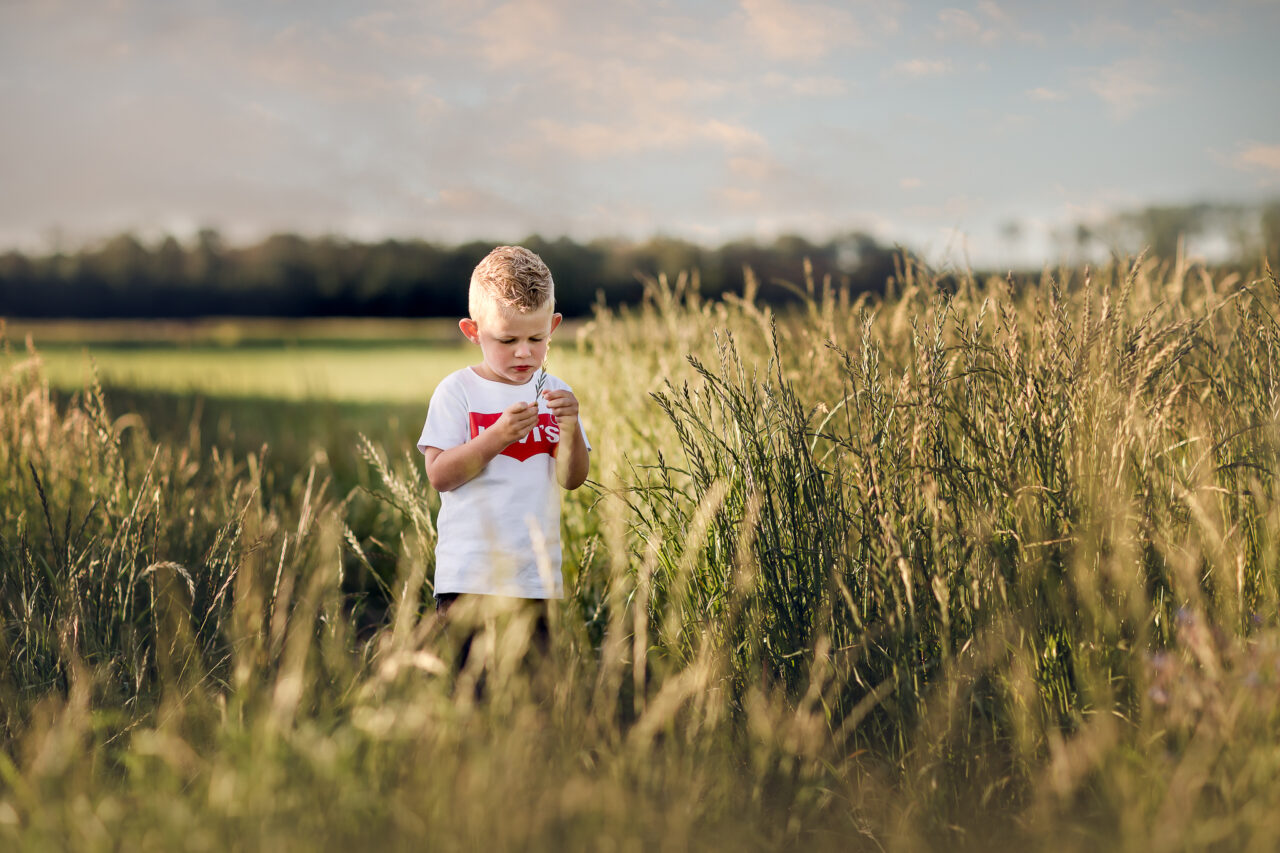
[418, 375, 470, 454]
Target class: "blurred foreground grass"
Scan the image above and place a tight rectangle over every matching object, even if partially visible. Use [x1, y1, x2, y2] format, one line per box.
[3, 259, 1280, 850]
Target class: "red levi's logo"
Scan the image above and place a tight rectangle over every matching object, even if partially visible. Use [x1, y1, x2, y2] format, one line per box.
[468, 412, 561, 461]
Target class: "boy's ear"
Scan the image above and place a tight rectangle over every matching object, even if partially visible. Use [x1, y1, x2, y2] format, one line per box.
[458, 317, 479, 343]
[550, 313, 563, 334]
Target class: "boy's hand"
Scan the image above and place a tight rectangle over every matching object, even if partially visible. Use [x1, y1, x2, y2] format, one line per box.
[543, 389, 589, 490]
[425, 400, 540, 493]
[541, 389, 579, 424]
[492, 401, 539, 443]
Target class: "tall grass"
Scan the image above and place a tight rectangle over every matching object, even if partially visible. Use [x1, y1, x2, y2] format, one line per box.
[576, 256, 1280, 842]
[2, 254, 1279, 850]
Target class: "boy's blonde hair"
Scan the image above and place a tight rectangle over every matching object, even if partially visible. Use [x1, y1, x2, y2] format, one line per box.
[469, 246, 555, 321]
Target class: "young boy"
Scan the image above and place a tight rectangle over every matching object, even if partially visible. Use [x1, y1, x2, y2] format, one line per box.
[417, 246, 590, 616]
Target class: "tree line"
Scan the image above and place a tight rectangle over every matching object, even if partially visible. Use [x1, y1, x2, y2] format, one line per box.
[0, 230, 900, 319]
[3, 199, 1274, 319]
[1047, 200, 1280, 265]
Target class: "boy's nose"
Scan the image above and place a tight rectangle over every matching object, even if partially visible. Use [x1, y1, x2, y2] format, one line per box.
[515, 342, 531, 357]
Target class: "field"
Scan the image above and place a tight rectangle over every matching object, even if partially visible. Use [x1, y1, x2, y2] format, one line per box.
[3, 318, 495, 403]
[1, 318, 588, 493]
[3, 258, 1280, 850]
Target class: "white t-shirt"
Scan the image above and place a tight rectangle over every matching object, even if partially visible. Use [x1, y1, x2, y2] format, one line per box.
[417, 366, 590, 598]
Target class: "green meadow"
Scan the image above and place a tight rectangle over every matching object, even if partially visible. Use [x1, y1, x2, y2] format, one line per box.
[12, 343, 467, 404]
[1, 318, 589, 492]
[3, 259, 1280, 850]
[3, 317, 492, 403]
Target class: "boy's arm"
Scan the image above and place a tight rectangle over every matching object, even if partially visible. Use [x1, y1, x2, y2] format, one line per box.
[423, 401, 539, 492]
[543, 390, 590, 490]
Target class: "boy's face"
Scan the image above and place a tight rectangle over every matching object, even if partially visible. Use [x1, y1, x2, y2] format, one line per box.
[459, 303, 562, 386]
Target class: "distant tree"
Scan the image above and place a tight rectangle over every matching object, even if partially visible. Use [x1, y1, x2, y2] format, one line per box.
[1075, 224, 1093, 251]
[998, 220, 1024, 264]
[0, 251, 34, 315]
[187, 228, 225, 286]
[1112, 204, 1209, 261]
[0, 226, 983, 319]
[1262, 202, 1280, 266]
[598, 236, 704, 303]
[154, 235, 186, 286]
[94, 233, 150, 288]
[521, 234, 607, 316]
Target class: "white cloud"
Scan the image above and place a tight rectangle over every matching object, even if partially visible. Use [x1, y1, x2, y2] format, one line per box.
[548, 60, 731, 112]
[1070, 15, 1139, 46]
[706, 149, 869, 235]
[1074, 6, 1247, 49]
[728, 156, 782, 181]
[425, 185, 530, 225]
[995, 113, 1030, 132]
[1234, 143, 1280, 173]
[1056, 186, 1143, 225]
[975, 1, 1008, 25]
[714, 187, 765, 207]
[1027, 87, 1065, 102]
[470, 0, 569, 68]
[935, 2, 1043, 45]
[244, 30, 430, 103]
[1087, 59, 1163, 118]
[760, 72, 849, 97]
[740, 0, 885, 60]
[535, 116, 764, 159]
[936, 8, 983, 40]
[0, 0, 1273, 257]
[1167, 8, 1225, 37]
[892, 58, 953, 78]
[904, 195, 983, 221]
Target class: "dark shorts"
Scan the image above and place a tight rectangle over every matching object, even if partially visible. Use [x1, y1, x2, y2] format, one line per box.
[433, 592, 462, 614]
[433, 592, 552, 660]
[434, 592, 551, 616]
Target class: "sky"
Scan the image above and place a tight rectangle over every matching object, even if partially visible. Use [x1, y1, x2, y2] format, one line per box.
[1, 0, 1278, 266]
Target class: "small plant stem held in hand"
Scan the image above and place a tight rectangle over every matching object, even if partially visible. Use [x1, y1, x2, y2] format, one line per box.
[533, 360, 549, 405]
